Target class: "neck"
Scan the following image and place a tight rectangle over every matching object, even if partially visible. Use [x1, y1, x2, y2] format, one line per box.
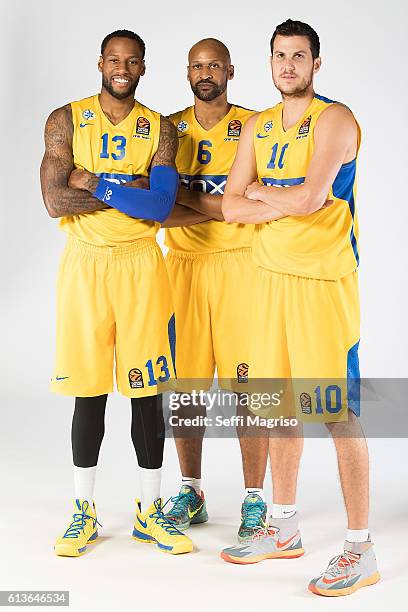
[281, 88, 315, 131]
[193, 93, 231, 130]
[98, 88, 135, 125]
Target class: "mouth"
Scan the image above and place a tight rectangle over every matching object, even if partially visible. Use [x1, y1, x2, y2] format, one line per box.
[112, 76, 131, 87]
[197, 82, 215, 88]
[281, 74, 297, 80]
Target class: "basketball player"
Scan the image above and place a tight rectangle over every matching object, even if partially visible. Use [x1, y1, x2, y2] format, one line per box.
[220, 20, 380, 596]
[40, 30, 192, 556]
[161, 39, 269, 541]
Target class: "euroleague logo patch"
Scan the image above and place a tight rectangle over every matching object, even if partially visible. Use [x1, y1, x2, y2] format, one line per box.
[297, 115, 311, 138]
[237, 362, 249, 383]
[228, 119, 242, 137]
[128, 368, 144, 389]
[299, 392, 312, 414]
[136, 116, 150, 136]
[264, 120, 273, 132]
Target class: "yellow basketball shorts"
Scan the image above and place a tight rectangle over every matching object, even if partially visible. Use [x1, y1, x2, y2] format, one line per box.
[165, 248, 255, 388]
[51, 237, 176, 398]
[249, 268, 360, 420]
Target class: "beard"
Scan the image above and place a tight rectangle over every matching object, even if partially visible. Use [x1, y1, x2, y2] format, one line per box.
[191, 79, 227, 101]
[102, 74, 139, 100]
[275, 69, 314, 99]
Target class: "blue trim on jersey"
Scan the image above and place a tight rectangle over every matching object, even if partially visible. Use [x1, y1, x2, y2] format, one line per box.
[261, 177, 305, 187]
[179, 174, 228, 194]
[347, 340, 360, 416]
[332, 158, 359, 266]
[168, 314, 176, 377]
[314, 93, 336, 104]
[95, 172, 142, 184]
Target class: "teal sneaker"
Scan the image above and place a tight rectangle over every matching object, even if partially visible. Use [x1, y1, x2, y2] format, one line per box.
[165, 485, 208, 531]
[237, 493, 267, 543]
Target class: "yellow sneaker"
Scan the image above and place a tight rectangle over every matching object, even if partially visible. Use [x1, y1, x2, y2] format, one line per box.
[132, 498, 193, 554]
[54, 499, 100, 557]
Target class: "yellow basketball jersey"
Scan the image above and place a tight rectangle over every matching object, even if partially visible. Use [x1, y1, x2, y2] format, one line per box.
[60, 95, 161, 246]
[253, 94, 361, 280]
[165, 105, 256, 253]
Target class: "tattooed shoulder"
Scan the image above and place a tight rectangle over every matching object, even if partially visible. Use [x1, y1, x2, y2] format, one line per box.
[44, 104, 73, 153]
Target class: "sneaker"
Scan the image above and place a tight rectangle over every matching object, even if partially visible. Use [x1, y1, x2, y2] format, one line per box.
[237, 493, 267, 543]
[222, 513, 304, 564]
[165, 485, 208, 530]
[54, 499, 100, 557]
[308, 540, 380, 596]
[132, 498, 193, 554]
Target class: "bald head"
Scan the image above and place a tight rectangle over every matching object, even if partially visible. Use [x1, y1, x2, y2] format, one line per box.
[188, 38, 231, 64]
[187, 38, 234, 102]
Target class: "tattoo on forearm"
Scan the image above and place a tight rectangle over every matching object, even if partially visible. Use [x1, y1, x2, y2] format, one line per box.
[151, 117, 178, 168]
[40, 105, 106, 217]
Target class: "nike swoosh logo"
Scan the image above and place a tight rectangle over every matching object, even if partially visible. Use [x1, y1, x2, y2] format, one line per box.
[277, 532, 299, 549]
[137, 515, 147, 529]
[55, 376, 69, 381]
[80, 123, 92, 128]
[188, 503, 204, 519]
[256, 133, 270, 138]
[178, 134, 187, 139]
[322, 574, 357, 585]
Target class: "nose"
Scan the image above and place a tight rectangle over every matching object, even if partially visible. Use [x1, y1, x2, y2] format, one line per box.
[198, 66, 213, 80]
[283, 58, 295, 72]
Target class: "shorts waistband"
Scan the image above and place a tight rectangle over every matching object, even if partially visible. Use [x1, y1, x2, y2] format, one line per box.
[167, 247, 252, 261]
[65, 236, 159, 258]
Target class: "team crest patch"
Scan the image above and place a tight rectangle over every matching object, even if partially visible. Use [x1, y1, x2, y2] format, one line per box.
[129, 368, 144, 389]
[298, 115, 311, 137]
[299, 392, 312, 414]
[264, 120, 273, 132]
[177, 120, 188, 132]
[228, 119, 242, 137]
[237, 363, 249, 383]
[136, 116, 150, 136]
[82, 109, 95, 121]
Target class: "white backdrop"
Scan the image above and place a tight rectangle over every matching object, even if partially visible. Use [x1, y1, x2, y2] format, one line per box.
[1, 1, 407, 611]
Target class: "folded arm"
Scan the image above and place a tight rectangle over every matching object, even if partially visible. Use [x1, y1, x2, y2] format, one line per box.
[89, 117, 179, 223]
[40, 105, 107, 218]
[221, 114, 287, 224]
[176, 187, 224, 221]
[245, 104, 359, 216]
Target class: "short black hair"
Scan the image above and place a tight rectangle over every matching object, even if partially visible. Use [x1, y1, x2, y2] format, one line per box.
[101, 30, 146, 58]
[270, 19, 320, 60]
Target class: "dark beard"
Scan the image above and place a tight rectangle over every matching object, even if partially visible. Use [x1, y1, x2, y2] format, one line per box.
[102, 75, 138, 100]
[191, 79, 227, 101]
[276, 71, 313, 99]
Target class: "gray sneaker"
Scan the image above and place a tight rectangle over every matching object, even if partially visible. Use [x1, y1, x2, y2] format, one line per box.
[222, 513, 304, 564]
[309, 540, 380, 596]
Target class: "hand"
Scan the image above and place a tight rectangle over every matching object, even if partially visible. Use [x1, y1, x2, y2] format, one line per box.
[126, 176, 150, 189]
[245, 181, 262, 200]
[68, 169, 98, 192]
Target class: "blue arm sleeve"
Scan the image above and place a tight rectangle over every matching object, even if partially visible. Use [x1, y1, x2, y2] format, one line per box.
[92, 165, 178, 223]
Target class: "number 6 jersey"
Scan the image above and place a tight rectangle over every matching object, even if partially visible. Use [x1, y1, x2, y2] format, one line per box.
[165, 104, 256, 253]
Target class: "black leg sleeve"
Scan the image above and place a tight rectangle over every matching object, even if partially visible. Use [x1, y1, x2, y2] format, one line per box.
[71, 395, 108, 467]
[130, 394, 165, 469]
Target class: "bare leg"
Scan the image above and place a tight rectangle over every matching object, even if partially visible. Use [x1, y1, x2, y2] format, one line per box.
[269, 421, 304, 504]
[172, 398, 206, 479]
[236, 396, 269, 488]
[326, 410, 369, 529]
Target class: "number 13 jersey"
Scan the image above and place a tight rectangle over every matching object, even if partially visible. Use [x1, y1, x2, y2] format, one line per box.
[60, 94, 161, 246]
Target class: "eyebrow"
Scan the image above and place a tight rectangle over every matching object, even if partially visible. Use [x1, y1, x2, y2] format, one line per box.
[189, 58, 223, 63]
[274, 49, 307, 55]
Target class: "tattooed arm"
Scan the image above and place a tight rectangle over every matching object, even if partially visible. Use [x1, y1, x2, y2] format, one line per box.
[40, 105, 106, 218]
[151, 116, 178, 168]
